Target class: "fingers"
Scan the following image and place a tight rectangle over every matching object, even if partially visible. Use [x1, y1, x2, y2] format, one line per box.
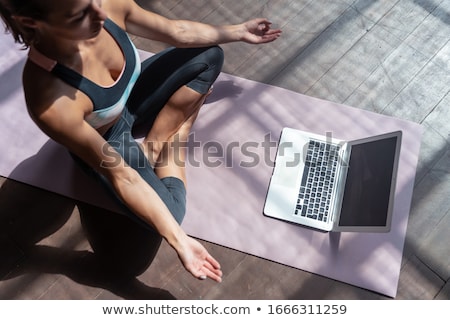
[199, 264, 223, 283]
[245, 18, 282, 44]
[206, 253, 221, 270]
[253, 18, 279, 32]
[198, 255, 222, 282]
[253, 17, 272, 26]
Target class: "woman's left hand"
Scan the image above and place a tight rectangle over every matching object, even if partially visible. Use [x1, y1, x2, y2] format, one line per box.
[240, 18, 282, 44]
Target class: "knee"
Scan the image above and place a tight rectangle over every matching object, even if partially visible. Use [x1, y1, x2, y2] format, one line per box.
[210, 45, 224, 65]
[207, 45, 224, 72]
[191, 46, 224, 92]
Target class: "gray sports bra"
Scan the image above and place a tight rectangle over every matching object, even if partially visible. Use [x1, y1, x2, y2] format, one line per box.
[28, 19, 141, 128]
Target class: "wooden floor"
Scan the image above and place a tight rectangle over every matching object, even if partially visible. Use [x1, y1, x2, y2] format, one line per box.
[1, 0, 449, 299]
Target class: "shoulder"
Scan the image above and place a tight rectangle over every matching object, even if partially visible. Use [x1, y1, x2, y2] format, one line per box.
[22, 61, 120, 177]
[23, 60, 90, 134]
[103, 0, 168, 35]
[102, 0, 137, 28]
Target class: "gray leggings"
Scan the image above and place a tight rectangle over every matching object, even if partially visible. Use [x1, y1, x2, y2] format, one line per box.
[75, 46, 224, 230]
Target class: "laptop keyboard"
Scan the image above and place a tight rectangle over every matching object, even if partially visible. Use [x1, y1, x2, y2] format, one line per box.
[295, 140, 340, 222]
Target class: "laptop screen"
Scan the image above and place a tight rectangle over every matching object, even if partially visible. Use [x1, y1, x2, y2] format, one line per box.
[338, 136, 399, 227]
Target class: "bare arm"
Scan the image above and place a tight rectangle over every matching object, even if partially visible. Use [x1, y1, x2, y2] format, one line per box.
[24, 72, 221, 282]
[106, 0, 281, 47]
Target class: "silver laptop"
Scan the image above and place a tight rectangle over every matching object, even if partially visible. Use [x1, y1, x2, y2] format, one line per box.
[263, 127, 402, 232]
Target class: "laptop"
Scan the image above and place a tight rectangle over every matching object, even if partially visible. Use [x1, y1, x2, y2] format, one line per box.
[263, 127, 402, 232]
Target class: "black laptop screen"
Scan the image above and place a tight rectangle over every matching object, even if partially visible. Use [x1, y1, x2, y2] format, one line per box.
[338, 136, 398, 227]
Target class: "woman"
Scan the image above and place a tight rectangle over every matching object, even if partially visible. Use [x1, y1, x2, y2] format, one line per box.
[0, 0, 281, 282]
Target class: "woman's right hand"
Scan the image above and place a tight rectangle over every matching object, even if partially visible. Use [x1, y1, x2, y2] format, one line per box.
[175, 234, 222, 282]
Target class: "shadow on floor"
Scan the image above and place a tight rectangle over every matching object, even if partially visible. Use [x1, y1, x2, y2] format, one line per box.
[0, 178, 174, 299]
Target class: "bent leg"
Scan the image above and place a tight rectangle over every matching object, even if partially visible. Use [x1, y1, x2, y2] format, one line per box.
[127, 45, 223, 172]
[150, 91, 206, 185]
[103, 110, 187, 225]
[141, 85, 210, 169]
[128, 46, 224, 137]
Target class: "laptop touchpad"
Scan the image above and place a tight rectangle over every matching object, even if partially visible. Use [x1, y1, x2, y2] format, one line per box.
[271, 156, 301, 189]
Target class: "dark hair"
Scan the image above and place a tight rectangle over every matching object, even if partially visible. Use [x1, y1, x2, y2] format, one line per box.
[0, 0, 50, 48]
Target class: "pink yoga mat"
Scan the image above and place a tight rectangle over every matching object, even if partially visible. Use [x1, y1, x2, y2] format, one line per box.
[184, 75, 422, 297]
[0, 33, 422, 297]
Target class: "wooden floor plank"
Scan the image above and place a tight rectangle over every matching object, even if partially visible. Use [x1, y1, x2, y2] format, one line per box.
[382, 40, 450, 122]
[397, 255, 444, 299]
[402, 150, 450, 264]
[414, 122, 449, 184]
[423, 91, 450, 140]
[435, 280, 450, 300]
[270, 0, 353, 92]
[416, 151, 450, 281]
